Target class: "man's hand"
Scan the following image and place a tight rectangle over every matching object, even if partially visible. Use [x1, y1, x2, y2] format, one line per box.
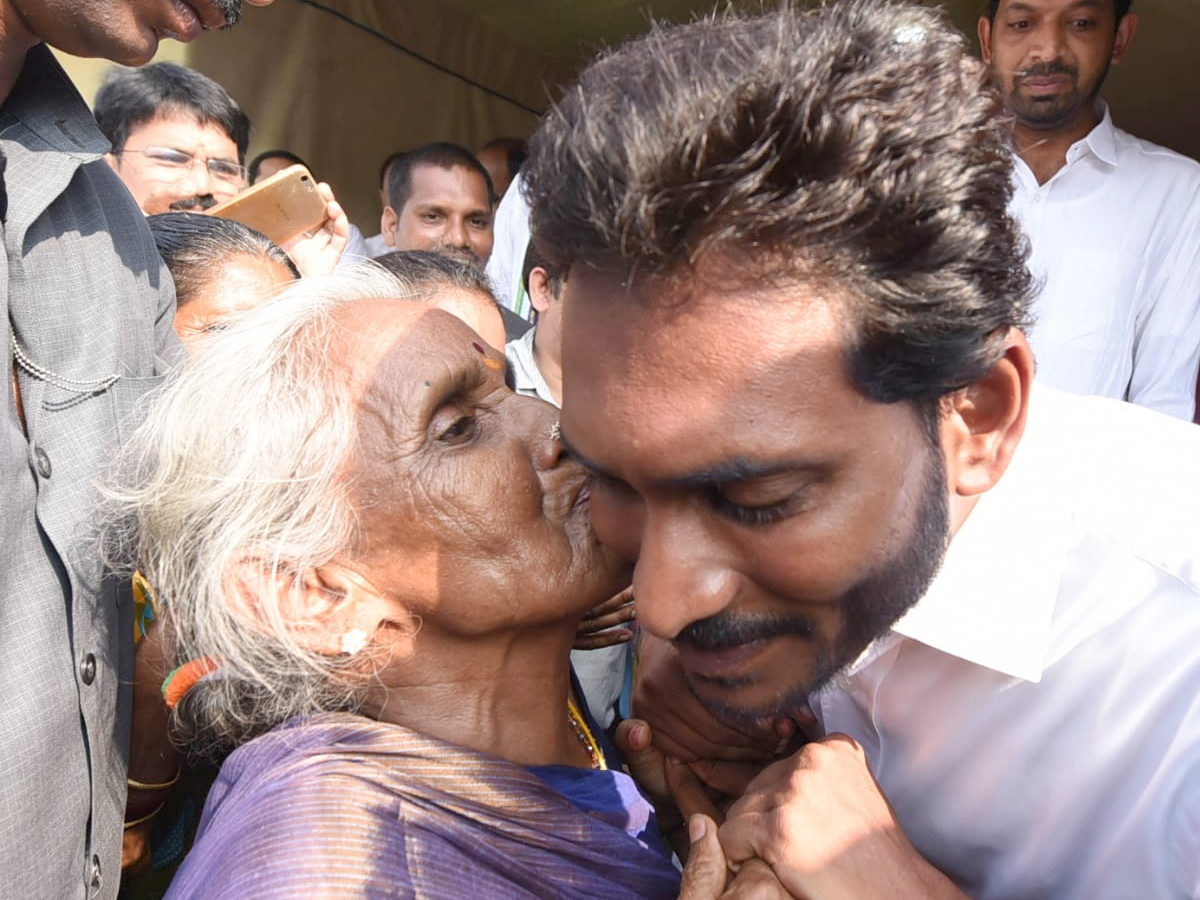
[634, 634, 786, 762]
[280, 182, 349, 277]
[574, 585, 636, 650]
[679, 815, 800, 899]
[718, 734, 972, 900]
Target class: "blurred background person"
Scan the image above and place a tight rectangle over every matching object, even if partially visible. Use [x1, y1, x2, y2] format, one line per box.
[148, 212, 300, 351]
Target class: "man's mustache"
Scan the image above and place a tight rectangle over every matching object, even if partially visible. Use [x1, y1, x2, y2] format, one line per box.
[171, 196, 218, 212]
[213, 0, 243, 28]
[1014, 60, 1078, 80]
[675, 610, 815, 652]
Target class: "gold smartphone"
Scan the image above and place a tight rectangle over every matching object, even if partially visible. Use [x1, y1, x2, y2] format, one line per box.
[208, 164, 327, 246]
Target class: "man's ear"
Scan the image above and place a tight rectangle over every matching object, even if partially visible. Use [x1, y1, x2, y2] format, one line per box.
[528, 267, 554, 316]
[380, 206, 398, 248]
[103, 151, 121, 173]
[1111, 12, 1137, 64]
[939, 330, 1033, 499]
[977, 16, 993, 66]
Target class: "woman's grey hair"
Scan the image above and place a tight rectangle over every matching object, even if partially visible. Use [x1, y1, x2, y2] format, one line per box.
[103, 264, 416, 760]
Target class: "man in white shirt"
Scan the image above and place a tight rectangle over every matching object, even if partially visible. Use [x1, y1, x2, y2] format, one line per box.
[522, 3, 1200, 898]
[485, 170, 534, 318]
[979, 0, 1200, 420]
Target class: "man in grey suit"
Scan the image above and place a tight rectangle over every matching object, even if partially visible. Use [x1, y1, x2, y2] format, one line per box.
[0, 1, 274, 897]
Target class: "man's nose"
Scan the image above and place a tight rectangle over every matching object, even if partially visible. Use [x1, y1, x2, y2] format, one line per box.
[179, 161, 218, 195]
[632, 507, 739, 640]
[444, 216, 470, 248]
[1026, 22, 1067, 64]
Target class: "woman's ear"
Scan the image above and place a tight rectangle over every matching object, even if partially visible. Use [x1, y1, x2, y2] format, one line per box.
[939, 329, 1033, 498]
[223, 559, 418, 659]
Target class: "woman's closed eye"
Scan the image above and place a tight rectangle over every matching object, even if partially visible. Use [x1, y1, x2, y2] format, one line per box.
[435, 413, 479, 444]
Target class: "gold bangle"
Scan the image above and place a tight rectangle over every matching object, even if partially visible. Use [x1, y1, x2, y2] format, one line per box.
[127, 769, 180, 792]
[124, 800, 166, 829]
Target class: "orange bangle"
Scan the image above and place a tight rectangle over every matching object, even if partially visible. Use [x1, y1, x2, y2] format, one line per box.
[162, 656, 219, 710]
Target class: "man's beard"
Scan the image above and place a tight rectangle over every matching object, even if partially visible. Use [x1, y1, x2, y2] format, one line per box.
[1008, 59, 1109, 131]
[212, 0, 243, 29]
[674, 445, 951, 727]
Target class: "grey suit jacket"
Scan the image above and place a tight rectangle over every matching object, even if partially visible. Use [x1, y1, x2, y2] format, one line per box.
[1, 46, 181, 900]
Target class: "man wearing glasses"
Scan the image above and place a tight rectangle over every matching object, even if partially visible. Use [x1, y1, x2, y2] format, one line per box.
[96, 62, 249, 214]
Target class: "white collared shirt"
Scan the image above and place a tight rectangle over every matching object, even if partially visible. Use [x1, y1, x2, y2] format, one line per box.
[486, 172, 534, 319]
[1011, 105, 1200, 421]
[812, 387, 1200, 899]
[506, 327, 557, 405]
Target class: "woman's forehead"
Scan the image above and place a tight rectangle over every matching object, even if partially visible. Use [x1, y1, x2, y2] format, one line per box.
[337, 299, 500, 403]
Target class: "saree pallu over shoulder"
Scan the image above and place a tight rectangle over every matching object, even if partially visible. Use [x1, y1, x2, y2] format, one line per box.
[164, 713, 681, 900]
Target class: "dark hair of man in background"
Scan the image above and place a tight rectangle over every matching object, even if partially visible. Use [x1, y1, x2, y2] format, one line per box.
[524, 3, 1034, 426]
[984, 0, 1131, 21]
[374, 248, 528, 343]
[148, 212, 299, 305]
[95, 62, 251, 163]
[374, 248, 494, 298]
[481, 137, 528, 180]
[378, 150, 408, 190]
[247, 148, 309, 184]
[386, 142, 495, 214]
[520, 237, 565, 300]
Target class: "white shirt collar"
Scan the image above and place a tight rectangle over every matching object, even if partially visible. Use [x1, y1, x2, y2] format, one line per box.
[1072, 101, 1118, 168]
[505, 328, 558, 406]
[888, 386, 1070, 683]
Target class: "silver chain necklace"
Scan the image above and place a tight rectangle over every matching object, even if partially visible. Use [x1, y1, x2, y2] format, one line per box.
[10, 329, 120, 393]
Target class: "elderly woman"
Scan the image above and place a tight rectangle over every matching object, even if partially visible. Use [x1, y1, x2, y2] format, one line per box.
[107, 266, 679, 899]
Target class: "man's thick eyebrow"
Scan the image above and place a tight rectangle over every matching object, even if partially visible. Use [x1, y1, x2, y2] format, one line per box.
[670, 457, 816, 489]
[559, 431, 816, 487]
[559, 430, 611, 476]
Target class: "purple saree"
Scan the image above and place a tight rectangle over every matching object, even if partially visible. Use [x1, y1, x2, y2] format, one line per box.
[162, 712, 680, 899]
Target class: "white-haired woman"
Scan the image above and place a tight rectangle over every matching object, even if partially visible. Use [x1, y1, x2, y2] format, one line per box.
[106, 267, 678, 900]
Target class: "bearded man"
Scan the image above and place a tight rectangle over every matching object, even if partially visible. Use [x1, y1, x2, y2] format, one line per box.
[523, 1, 1200, 897]
[980, 0, 1200, 420]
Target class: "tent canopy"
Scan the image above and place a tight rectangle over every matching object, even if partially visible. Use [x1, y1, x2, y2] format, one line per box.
[60, 0, 1199, 230]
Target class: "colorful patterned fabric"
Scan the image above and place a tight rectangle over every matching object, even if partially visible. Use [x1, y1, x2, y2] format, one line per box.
[163, 713, 680, 899]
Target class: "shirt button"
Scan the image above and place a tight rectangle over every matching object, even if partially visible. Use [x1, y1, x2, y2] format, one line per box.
[33, 446, 51, 478]
[89, 854, 102, 890]
[80, 653, 97, 685]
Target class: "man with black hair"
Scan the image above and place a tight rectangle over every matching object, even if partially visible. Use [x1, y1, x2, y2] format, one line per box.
[1, 3, 274, 898]
[96, 62, 250, 214]
[380, 142, 495, 268]
[980, 0, 1200, 420]
[247, 147, 307, 184]
[477, 136, 526, 201]
[523, 1, 1200, 897]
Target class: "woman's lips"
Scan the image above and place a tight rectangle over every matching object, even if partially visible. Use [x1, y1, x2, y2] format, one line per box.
[573, 483, 591, 510]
